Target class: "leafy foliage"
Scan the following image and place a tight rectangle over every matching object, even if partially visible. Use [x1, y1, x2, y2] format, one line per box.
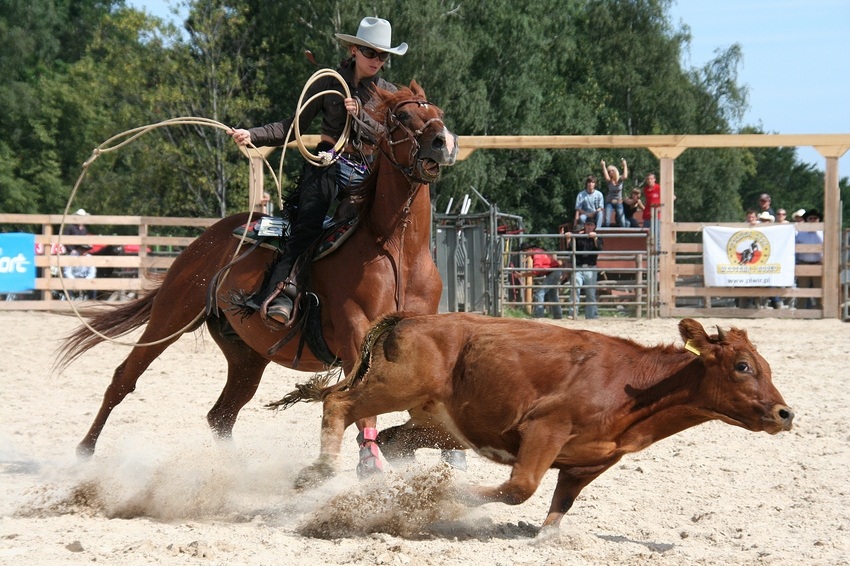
[0, 0, 845, 232]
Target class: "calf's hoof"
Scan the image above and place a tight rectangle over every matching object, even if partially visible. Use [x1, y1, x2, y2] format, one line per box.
[76, 443, 95, 460]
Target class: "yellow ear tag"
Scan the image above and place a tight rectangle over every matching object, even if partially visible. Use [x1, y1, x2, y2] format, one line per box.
[684, 340, 701, 356]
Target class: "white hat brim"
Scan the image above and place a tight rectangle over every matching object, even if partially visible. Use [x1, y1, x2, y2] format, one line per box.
[336, 33, 408, 56]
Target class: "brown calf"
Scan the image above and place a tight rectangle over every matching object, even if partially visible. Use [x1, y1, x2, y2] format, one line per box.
[283, 313, 794, 530]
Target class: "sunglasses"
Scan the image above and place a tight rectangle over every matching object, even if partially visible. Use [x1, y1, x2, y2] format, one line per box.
[357, 46, 389, 62]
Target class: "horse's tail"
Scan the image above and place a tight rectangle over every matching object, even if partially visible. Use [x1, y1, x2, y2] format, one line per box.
[267, 312, 408, 410]
[53, 284, 161, 374]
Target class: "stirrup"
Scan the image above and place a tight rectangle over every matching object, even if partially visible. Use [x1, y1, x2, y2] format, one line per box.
[266, 295, 293, 325]
[260, 279, 297, 324]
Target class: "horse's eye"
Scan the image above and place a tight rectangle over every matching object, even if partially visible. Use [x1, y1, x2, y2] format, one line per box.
[397, 111, 410, 122]
[736, 361, 751, 373]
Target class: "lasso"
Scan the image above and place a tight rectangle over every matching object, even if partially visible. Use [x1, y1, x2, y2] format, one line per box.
[56, 69, 351, 347]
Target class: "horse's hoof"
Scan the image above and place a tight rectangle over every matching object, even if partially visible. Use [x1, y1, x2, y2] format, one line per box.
[76, 443, 94, 460]
[294, 461, 335, 491]
[440, 449, 467, 471]
[356, 444, 384, 479]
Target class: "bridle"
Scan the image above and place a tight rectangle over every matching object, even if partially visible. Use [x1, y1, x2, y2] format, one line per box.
[381, 98, 448, 185]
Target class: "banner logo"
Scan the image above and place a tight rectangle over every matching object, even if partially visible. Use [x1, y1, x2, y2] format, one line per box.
[720, 230, 778, 273]
[0, 233, 36, 293]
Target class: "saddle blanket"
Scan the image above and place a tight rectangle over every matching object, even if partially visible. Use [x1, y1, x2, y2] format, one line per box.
[232, 215, 358, 260]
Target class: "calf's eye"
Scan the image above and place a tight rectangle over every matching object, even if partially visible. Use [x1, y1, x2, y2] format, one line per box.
[735, 361, 751, 373]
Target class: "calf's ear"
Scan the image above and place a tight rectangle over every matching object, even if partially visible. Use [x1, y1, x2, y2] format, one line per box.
[678, 318, 711, 354]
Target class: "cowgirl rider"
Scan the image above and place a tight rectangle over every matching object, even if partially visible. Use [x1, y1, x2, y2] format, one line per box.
[226, 17, 408, 325]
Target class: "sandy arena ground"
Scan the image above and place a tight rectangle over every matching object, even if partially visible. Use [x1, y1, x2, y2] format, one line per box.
[0, 311, 848, 565]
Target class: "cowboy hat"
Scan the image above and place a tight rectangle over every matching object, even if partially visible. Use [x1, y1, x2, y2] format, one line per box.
[335, 17, 408, 56]
[74, 208, 89, 216]
[757, 211, 774, 222]
[791, 208, 806, 219]
[804, 209, 822, 220]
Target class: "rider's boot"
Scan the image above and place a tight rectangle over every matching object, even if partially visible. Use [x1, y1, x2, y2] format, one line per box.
[257, 160, 335, 324]
[257, 247, 299, 325]
[260, 278, 298, 325]
[356, 427, 384, 478]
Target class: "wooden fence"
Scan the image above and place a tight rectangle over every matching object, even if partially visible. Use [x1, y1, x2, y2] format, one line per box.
[0, 214, 218, 311]
[668, 222, 827, 319]
[0, 214, 842, 320]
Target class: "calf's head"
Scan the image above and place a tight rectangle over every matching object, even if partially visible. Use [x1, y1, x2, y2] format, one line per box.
[679, 318, 794, 434]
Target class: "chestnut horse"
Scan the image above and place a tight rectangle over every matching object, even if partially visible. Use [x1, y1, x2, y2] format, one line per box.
[57, 82, 457, 458]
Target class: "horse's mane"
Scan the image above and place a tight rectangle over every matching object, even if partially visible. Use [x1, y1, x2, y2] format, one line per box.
[348, 84, 425, 218]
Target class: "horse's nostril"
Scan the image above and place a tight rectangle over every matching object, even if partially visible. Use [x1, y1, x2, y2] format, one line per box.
[433, 137, 445, 149]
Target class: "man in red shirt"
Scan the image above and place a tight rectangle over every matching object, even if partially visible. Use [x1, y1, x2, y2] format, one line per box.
[521, 243, 563, 319]
[641, 172, 661, 229]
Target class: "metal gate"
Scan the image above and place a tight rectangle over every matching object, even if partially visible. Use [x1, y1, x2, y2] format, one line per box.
[433, 201, 523, 315]
[433, 208, 658, 318]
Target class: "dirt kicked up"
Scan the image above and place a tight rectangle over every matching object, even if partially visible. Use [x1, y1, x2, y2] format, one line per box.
[0, 311, 847, 565]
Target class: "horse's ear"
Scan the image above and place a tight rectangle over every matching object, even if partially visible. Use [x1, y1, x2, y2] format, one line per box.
[408, 79, 426, 99]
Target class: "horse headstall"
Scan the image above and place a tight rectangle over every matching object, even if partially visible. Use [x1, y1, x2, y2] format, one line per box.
[381, 99, 449, 185]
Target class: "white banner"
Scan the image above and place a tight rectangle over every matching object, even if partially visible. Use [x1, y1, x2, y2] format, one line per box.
[703, 225, 796, 287]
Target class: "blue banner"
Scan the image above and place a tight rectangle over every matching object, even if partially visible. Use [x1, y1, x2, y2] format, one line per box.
[0, 233, 36, 292]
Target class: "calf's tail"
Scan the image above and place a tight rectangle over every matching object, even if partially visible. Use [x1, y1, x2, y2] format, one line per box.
[268, 312, 407, 410]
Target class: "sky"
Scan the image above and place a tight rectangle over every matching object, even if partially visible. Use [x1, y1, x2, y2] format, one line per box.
[131, 0, 850, 173]
[668, 0, 850, 173]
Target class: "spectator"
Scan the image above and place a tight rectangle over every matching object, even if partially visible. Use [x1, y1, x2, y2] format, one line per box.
[757, 211, 775, 223]
[63, 246, 96, 300]
[757, 193, 775, 217]
[574, 175, 604, 228]
[776, 208, 790, 223]
[795, 208, 824, 309]
[601, 159, 628, 227]
[63, 208, 90, 253]
[624, 188, 645, 228]
[791, 209, 806, 222]
[521, 243, 564, 319]
[563, 220, 603, 319]
[641, 172, 661, 229]
[745, 209, 759, 225]
[756, 211, 780, 307]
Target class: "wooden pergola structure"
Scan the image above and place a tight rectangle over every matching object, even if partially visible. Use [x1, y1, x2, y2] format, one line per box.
[249, 134, 848, 319]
